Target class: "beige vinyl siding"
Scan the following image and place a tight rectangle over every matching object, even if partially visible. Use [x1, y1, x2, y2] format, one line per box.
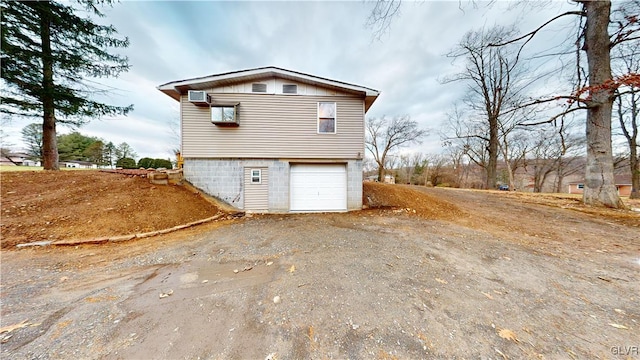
[244, 167, 268, 211]
[181, 93, 365, 159]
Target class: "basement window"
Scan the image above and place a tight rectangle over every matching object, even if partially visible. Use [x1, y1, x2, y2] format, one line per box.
[251, 169, 262, 184]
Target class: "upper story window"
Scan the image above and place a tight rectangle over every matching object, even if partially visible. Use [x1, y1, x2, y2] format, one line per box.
[282, 84, 297, 94]
[211, 104, 239, 126]
[252, 83, 267, 93]
[318, 102, 336, 134]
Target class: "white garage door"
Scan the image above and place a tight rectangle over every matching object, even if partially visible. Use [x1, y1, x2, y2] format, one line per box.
[290, 164, 347, 212]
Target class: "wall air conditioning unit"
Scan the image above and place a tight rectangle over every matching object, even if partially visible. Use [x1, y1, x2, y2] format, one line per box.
[188, 90, 211, 106]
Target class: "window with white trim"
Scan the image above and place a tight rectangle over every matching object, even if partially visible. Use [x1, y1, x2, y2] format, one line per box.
[250, 169, 262, 184]
[210, 103, 239, 126]
[318, 102, 336, 134]
[577, 184, 584, 189]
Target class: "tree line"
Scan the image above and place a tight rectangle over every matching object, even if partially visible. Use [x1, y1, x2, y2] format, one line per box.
[20, 123, 171, 169]
[21, 123, 135, 168]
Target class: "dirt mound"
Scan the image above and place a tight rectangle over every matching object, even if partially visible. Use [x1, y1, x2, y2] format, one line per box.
[0, 171, 220, 248]
[363, 182, 464, 220]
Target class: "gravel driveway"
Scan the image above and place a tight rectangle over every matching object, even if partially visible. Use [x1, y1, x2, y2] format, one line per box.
[2, 188, 638, 359]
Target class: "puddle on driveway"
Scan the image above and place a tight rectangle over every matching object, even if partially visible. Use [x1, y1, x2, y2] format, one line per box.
[131, 260, 278, 305]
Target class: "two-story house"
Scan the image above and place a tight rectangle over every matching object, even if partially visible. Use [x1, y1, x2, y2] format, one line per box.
[158, 66, 379, 213]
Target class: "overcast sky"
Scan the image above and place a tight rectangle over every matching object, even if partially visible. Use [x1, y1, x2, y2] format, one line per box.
[3, 0, 581, 160]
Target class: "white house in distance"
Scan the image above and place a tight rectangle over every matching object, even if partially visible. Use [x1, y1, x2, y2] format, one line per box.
[158, 66, 380, 213]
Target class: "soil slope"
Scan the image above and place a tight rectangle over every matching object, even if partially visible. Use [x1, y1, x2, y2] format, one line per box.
[1, 171, 220, 248]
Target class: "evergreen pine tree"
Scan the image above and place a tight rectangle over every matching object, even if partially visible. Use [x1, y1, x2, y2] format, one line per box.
[1, 1, 132, 170]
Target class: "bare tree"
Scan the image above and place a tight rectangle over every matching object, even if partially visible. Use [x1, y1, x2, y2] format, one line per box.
[494, 1, 638, 206]
[365, 115, 427, 181]
[21, 123, 43, 161]
[397, 152, 425, 184]
[579, 1, 623, 206]
[367, 0, 638, 207]
[0, 118, 19, 165]
[427, 154, 452, 186]
[499, 128, 529, 191]
[115, 142, 137, 161]
[613, 42, 640, 198]
[398, 154, 411, 184]
[443, 25, 527, 189]
[408, 152, 423, 185]
[443, 107, 493, 187]
[527, 126, 585, 193]
[444, 142, 472, 187]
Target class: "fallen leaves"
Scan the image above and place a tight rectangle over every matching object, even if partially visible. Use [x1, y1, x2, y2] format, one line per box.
[0, 320, 30, 334]
[435, 278, 448, 285]
[609, 323, 629, 330]
[498, 328, 519, 343]
[288, 265, 296, 273]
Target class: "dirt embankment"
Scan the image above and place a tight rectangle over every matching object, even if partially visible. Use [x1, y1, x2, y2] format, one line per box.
[3, 171, 636, 249]
[0, 171, 220, 248]
[363, 182, 464, 220]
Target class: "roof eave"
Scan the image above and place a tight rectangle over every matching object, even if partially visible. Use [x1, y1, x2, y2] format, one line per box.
[157, 66, 380, 104]
[364, 92, 380, 113]
[158, 85, 181, 101]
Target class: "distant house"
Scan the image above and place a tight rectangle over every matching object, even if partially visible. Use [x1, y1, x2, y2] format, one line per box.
[60, 160, 97, 169]
[364, 174, 395, 184]
[158, 66, 380, 213]
[0, 152, 40, 167]
[568, 174, 633, 196]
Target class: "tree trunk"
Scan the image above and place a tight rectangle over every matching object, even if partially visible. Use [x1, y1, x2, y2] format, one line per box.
[581, 0, 623, 208]
[500, 138, 515, 191]
[377, 163, 384, 182]
[555, 173, 564, 193]
[39, 3, 59, 170]
[486, 117, 499, 189]
[554, 159, 564, 193]
[631, 139, 639, 199]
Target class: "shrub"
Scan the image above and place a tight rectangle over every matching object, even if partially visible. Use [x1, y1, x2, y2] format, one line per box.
[137, 157, 154, 169]
[116, 157, 137, 169]
[152, 158, 173, 169]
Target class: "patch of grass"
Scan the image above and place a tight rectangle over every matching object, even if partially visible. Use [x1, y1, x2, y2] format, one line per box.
[0, 165, 43, 172]
[0, 165, 96, 172]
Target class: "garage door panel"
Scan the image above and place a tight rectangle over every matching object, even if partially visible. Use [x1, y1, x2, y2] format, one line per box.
[290, 164, 347, 211]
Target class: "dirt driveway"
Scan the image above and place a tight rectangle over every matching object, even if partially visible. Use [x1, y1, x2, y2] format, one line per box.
[1, 187, 638, 359]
